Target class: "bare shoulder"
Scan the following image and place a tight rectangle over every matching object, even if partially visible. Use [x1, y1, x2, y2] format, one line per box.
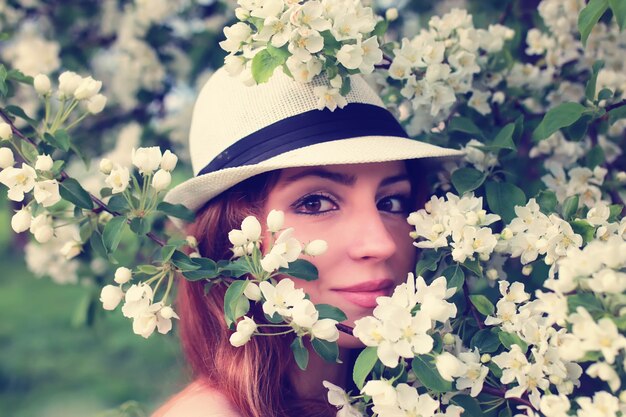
[151, 380, 242, 417]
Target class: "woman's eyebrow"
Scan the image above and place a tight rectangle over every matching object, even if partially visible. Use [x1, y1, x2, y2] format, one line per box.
[380, 174, 410, 187]
[281, 168, 357, 186]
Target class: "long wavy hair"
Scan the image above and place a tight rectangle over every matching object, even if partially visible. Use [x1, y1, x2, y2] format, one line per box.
[176, 161, 429, 417]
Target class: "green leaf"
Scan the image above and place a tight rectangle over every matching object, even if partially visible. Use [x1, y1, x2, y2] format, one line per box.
[182, 257, 219, 281]
[278, 259, 318, 281]
[411, 355, 453, 393]
[470, 328, 501, 353]
[129, 217, 150, 235]
[535, 190, 558, 214]
[107, 195, 128, 213]
[102, 216, 127, 253]
[451, 395, 483, 417]
[89, 232, 108, 258]
[442, 264, 465, 293]
[219, 257, 252, 278]
[137, 264, 160, 275]
[5, 105, 37, 126]
[462, 258, 483, 278]
[160, 245, 177, 262]
[59, 178, 94, 210]
[562, 195, 580, 220]
[353, 347, 378, 390]
[251, 45, 290, 83]
[485, 181, 526, 224]
[291, 337, 309, 370]
[339, 75, 351, 97]
[20, 140, 38, 162]
[563, 114, 592, 141]
[578, 0, 609, 46]
[320, 30, 342, 53]
[448, 117, 485, 139]
[56, 129, 71, 152]
[223, 280, 250, 327]
[156, 201, 195, 222]
[6, 69, 32, 84]
[315, 304, 347, 322]
[451, 167, 487, 195]
[170, 250, 201, 271]
[415, 250, 443, 277]
[570, 220, 596, 244]
[598, 88, 614, 101]
[586, 60, 605, 100]
[532, 102, 588, 142]
[499, 407, 513, 417]
[0, 65, 7, 96]
[477, 123, 516, 152]
[585, 145, 605, 169]
[311, 339, 339, 363]
[373, 19, 389, 37]
[608, 104, 626, 125]
[567, 293, 604, 314]
[610, 0, 626, 29]
[498, 332, 528, 353]
[469, 295, 495, 316]
[608, 204, 623, 222]
[79, 220, 94, 243]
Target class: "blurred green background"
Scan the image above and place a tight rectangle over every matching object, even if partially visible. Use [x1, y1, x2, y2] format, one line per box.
[0, 198, 185, 417]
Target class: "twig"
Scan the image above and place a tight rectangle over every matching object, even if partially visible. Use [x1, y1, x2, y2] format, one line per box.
[336, 323, 354, 336]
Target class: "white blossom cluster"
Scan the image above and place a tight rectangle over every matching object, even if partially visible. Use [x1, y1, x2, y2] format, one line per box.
[529, 132, 589, 170]
[24, 224, 81, 285]
[353, 274, 456, 368]
[100, 147, 178, 194]
[220, 0, 383, 110]
[407, 193, 501, 263]
[225, 211, 336, 347]
[435, 346, 489, 397]
[461, 139, 499, 173]
[388, 8, 514, 134]
[495, 199, 584, 276]
[1, 21, 61, 77]
[479, 281, 582, 408]
[541, 163, 608, 209]
[99, 266, 179, 338]
[361, 380, 464, 417]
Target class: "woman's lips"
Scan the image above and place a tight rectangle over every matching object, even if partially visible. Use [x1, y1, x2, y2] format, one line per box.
[332, 279, 395, 308]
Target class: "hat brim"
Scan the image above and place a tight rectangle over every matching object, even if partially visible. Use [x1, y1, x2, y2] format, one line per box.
[164, 136, 464, 223]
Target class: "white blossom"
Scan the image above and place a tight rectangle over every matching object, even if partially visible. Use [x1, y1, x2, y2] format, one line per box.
[105, 165, 131, 194]
[132, 146, 162, 176]
[114, 267, 133, 285]
[0, 163, 37, 201]
[229, 316, 257, 347]
[33, 180, 61, 207]
[0, 122, 12, 141]
[100, 285, 124, 310]
[0, 147, 15, 168]
[33, 73, 52, 95]
[151, 169, 171, 192]
[11, 207, 31, 233]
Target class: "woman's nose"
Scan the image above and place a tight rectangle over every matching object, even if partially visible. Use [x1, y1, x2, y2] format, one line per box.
[346, 205, 398, 262]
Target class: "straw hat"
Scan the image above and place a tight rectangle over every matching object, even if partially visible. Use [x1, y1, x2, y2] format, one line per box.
[164, 67, 463, 214]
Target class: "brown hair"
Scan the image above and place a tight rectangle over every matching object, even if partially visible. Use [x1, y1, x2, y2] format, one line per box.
[177, 171, 335, 417]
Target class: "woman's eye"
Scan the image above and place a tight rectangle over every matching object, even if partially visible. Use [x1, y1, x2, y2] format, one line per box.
[293, 194, 337, 215]
[377, 195, 409, 213]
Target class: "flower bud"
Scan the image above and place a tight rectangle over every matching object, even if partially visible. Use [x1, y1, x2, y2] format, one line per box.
[385, 8, 398, 21]
[160, 149, 178, 171]
[243, 282, 262, 301]
[114, 266, 133, 284]
[35, 154, 54, 171]
[616, 171, 626, 183]
[500, 228, 513, 240]
[160, 305, 176, 320]
[74, 76, 102, 100]
[266, 209, 284, 233]
[304, 239, 328, 256]
[522, 265, 533, 276]
[58, 71, 82, 99]
[480, 353, 491, 363]
[486, 268, 498, 281]
[60, 240, 82, 260]
[33, 74, 51, 95]
[0, 122, 12, 140]
[442, 333, 456, 345]
[312, 319, 340, 342]
[100, 285, 124, 310]
[186, 235, 198, 248]
[151, 169, 171, 192]
[99, 158, 113, 174]
[132, 146, 162, 176]
[0, 147, 15, 168]
[11, 207, 31, 233]
[228, 229, 247, 247]
[87, 94, 107, 114]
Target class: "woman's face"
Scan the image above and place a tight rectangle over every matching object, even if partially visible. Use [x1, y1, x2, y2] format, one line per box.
[262, 161, 417, 347]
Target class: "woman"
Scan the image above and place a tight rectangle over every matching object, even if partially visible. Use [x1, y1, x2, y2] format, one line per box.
[153, 67, 462, 417]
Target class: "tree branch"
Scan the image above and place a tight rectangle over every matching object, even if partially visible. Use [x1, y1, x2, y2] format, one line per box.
[0, 107, 167, 247]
